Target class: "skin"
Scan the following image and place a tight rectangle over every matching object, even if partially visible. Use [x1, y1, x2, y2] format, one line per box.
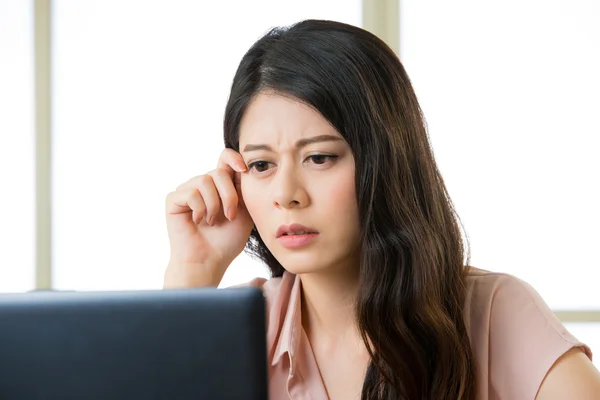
[535, 347, 600, 400]
[238, 91, 369, 399]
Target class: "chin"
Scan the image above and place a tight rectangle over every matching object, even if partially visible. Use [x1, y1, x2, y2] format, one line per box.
[269, 249, 330, 275]
[280, 263, 326, 276]
[263, 235, 360, 276]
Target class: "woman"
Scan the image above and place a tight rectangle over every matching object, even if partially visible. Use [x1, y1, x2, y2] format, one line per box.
[163, 20, 598, 399]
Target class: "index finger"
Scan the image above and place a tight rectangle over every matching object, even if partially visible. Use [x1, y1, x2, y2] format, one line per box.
[233, 171, 242, 189]
[217, 148, 247, 175]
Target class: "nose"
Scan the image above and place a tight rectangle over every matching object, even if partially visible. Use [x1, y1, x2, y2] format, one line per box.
[272, 163, 309, 210]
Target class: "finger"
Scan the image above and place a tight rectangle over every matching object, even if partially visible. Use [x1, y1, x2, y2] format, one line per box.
[176, 175, 199, 192]
[175, 148, 246, 192]
[208, 168, 239, 221]
[178, 168, 240, 192]
[218, 148, 247, 174]
[175, 173, 234, 223]
[176, 175, 208, 192]
[165, 188, 206, 223]
[195, 175, 221, 225]
[189, 191, 207, 225]
[229, 170, 249, 217]
[233, 171, 248, 211]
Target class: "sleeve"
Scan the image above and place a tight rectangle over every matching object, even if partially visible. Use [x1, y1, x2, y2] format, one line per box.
[488, 275, 593, 400]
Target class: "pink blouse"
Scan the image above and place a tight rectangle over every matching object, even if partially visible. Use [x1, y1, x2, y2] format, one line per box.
[249, 267, 593, 399]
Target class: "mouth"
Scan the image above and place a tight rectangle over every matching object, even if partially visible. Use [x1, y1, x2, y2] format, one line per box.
[276, 231, 319, 249]
[276, 223, 319, 238]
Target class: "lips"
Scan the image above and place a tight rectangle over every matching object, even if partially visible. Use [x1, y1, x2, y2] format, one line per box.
[276, 223, 319, 238]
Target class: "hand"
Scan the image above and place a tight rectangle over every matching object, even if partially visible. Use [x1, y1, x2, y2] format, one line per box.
[163, 148, 254, 288]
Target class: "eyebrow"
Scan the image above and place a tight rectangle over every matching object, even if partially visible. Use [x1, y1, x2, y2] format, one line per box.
[242, 135, 342, 152]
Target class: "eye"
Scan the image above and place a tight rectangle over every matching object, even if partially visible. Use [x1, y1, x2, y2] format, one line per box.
[306, 154, 338, 165]
[247, 161, 272, 173]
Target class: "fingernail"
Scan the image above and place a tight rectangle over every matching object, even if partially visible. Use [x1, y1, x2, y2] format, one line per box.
[206, 215, 214, 226]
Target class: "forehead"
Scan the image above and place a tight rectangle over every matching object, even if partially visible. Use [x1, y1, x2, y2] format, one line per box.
[238, 91, 341, 147]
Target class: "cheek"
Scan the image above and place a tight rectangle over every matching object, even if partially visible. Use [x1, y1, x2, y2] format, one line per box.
[321, 169, 359, 222]
[335, 184, 358, 215]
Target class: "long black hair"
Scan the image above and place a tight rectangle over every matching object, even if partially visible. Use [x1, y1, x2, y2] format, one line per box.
[224, 19, 477, 400]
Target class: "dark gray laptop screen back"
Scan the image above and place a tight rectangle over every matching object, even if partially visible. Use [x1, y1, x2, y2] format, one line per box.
[0, 287, 268, 400]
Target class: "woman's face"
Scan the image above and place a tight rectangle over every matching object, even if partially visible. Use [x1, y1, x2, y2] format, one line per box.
[238, 91, 361, 275]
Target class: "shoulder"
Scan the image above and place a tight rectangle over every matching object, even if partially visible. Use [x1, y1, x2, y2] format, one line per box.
[465, 267, 569, 333]
[464, 267, 587, 349]
[465, 267, 566, 328]
[464, 267, 593, 399]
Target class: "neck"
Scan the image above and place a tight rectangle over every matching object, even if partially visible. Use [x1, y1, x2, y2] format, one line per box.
[299, 260, 362, 345]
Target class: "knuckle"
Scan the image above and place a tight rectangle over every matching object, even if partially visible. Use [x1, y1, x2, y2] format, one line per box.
[176, 175, 199, 191]
[220, 148, 240, 164]
[193, 201, 206, 215]
[165, 190, 178, 203]
[219, 148, 231, 162]
[189, 192, 206, 213]
[185, 187, 199, 199]
[223, 147, 237, 156]
[196, 174, 213, 190]
[165, 193, 173, 207]
[206, 205, 220, 217]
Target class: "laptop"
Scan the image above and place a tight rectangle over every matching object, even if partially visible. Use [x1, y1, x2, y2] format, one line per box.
[0, 287, 268, 400]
